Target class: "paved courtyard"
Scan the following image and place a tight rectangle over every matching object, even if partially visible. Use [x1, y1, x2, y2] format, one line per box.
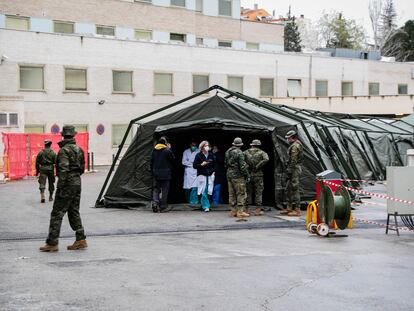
[1, 169, 413, 311]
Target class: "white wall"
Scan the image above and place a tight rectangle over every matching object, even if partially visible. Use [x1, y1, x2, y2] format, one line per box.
[0, 29, 413, 164]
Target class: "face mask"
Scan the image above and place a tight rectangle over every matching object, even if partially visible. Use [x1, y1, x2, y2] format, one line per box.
[212, 147, 218, 153]
[191, 146, 197, 152]
[204, 146, 210, 152]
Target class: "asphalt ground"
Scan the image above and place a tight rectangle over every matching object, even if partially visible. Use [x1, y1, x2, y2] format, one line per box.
[1, 168, 413, 311]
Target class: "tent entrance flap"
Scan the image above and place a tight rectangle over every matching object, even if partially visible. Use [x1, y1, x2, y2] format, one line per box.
[156, 125, 277, 206]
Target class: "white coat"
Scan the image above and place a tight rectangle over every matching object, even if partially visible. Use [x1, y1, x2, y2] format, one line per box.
[196, 174, 215, 196]
[182, 148, 198, 189]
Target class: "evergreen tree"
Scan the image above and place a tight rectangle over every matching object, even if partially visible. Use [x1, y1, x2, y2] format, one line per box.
[284, 9, 302, 52]
[382, 20, 414, 62]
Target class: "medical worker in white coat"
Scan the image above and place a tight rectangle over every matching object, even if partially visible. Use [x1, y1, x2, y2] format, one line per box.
[182, 141, 199, 204]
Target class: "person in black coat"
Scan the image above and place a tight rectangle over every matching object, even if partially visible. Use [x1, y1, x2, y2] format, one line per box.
[193, 140, 215, 212]
[212, 145, 226, 205]
[150, 137, 175, 212]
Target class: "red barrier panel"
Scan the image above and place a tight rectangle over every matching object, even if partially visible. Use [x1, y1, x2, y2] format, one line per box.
[2, 133, 28, 180]
[2, 132, 89, 179]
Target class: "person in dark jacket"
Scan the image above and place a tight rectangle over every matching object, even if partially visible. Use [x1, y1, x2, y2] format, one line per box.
[193, 140, 215, 212]
[36, 139, 57, 203]
[150, 137, 175, 213]
[212, 145, 226, 205]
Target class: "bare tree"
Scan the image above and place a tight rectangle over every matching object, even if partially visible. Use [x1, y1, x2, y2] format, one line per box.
[379, 0, 397, 48]
[369, 0, 383, 50]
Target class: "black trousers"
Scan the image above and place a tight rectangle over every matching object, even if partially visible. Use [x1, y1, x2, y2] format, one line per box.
[152, 180, 170, 209]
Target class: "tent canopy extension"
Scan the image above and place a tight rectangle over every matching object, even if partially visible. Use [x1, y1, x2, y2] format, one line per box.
[96, 85, 414, 209]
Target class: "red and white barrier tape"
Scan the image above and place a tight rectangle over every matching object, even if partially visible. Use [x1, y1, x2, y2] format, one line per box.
[323, 180, 414, 206]
[352, 217, 414, 233]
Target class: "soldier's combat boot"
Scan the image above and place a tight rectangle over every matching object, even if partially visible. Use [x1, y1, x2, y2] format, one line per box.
[287, 207, 301, 217]
[244, 207, 250, 216]
[40, 191, 45, 203]
[229, 208, 237, 217]
[49, 191, 54, 202]
[39, 244, 58, 252]
[237, 211, 250, 218]
[280, 205, 293, 215]
[67, 239, 88, 250]
[255, 206, 264, 216]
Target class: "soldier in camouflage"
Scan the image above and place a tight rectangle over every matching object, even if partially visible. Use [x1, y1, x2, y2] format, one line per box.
[280, 130, 303, 217]
[244, 139, 269, 216]
[225, 137, 250, 218]
[40, 125, 87, 252]
[35, 140, 57, 203]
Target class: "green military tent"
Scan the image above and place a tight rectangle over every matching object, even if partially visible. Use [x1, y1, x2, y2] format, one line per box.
[96, 85, 414, 209]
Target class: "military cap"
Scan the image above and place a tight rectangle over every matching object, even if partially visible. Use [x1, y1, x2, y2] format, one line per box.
[285, 130, 297, 138]
[250, 139, 262, 146]
[232, 137, 244, 146]
[44, 139, 52, 146]
[61, 125, 77, 137]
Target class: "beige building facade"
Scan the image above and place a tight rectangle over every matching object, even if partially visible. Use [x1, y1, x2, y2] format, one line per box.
[0, 0, 413, 164]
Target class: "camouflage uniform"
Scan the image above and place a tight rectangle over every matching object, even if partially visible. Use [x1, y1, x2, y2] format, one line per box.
[285, 140, 303, 207]
[36, 147, 57, 193]
[225, 144, 249, 215]
[45, 136, 86, 246]
[244, 146, 269, 207]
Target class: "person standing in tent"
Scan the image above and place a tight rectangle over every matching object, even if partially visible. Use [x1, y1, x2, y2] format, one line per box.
[244, 139, 269, 216]
[193, 140, 215, 212]
[225, 137, 250, 219]
[182, 140, 199, 205]
[39, 125, 87, 252]
[150, 136, 175, 213]
[212, 145, 226, 205]
[35, 139, 57, 203]
[280, 130, 303, 217]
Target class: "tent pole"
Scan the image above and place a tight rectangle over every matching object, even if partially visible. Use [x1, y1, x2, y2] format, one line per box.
[95, 120, 134, 207]
[363, 131, 386, 179]
[95, 85, 220, 207]
[299, 121, 327, 170]
[353, 129, 381, 180]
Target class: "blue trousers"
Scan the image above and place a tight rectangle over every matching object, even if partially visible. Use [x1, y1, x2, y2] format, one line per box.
[200, 176, 210, 210]
[212, 184, 222, 205]
[185, 187, 199, 204]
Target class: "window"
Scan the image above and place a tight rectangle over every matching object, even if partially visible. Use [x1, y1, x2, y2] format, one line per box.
[196, 37, 204, 45]
[218, 40, 232, 48]
[260, 78, 274, 97]
[65, 68, 87, 91]
[154, 73, 173, 94]
[287, 79, 302, 97]
[398, 84, 408, 95]
[25, 124, 45, 133]
[113, 71, 133, 93]
[170, 33, 186, 43]
[219, 0, 232, 16]
[6, 15, 29, 30]
[0, 113, 18, 127]
[135, 29, 152, 40]
[246, 42, 259, 50]
[72, 124, 88, 133]
[135, 0, 152, 3]
[315, 80, 328, 97]
[193, 75, 209, 93]
[228, 76, 243, 93]
[19, 66, 44, 90]
[96, 25, 115, 36]
[53, 21, 74, 34]
[341, 81, 353, 96]
[0, 113, 7, 126]
[195, 0, 203, 12]
[171, 0, 185, 7]
[368, 82, 380, 96]
[112, 124, 133, 147]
